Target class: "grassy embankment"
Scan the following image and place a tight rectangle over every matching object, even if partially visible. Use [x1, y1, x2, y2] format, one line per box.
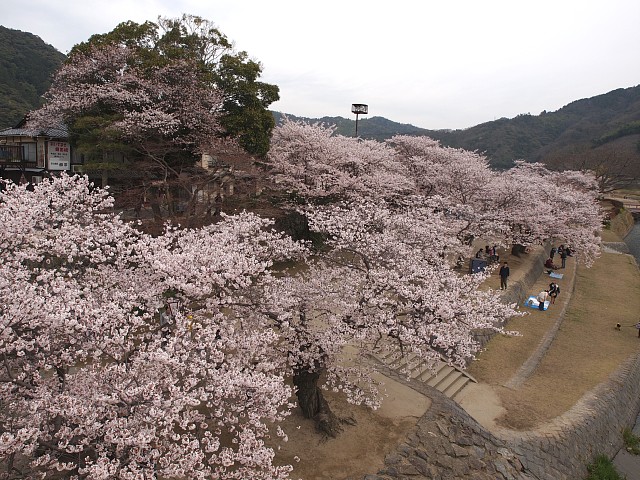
[469, 227, 640, 430]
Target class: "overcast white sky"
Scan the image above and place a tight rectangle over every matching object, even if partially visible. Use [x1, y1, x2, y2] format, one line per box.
[3, 0, 640, 130]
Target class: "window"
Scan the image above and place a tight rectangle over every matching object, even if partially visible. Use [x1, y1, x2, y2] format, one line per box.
[22, 143, 37, 162]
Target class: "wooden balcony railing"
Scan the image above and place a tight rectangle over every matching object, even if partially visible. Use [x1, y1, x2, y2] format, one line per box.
[0, 145, 37, 167]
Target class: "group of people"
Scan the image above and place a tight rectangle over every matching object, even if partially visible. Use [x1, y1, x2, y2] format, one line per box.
[496, 244, 562, 310]
[539, 245, 568, 309]
[492, 245, 568, 305]
[476, 245, 500, 263]
[547, 244, 573, 269]
[537, 282, 561, 310]
[545, 244, 573, 270]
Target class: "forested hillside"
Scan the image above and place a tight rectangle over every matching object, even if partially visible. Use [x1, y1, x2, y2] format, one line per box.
[274, 85, 640, 172]
[1, 25, 638, 181]
[0, 26, 65, 128]
[430, 86, 640, 169]
[271, 112, 430, 140]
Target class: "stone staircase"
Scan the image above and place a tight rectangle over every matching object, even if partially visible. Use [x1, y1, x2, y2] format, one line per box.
[370, 348, 477, 401]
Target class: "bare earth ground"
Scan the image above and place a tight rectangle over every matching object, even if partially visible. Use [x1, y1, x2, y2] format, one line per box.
[273, 373, 431, 480]
[271, 228, 640, 478]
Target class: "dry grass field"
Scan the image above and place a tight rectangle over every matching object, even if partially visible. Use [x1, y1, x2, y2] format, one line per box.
[469, 233, 640, 430]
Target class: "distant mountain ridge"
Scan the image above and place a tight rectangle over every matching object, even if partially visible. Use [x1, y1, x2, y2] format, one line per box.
[1, 26, 638, 173]
[274, 84, 640, 169]
[271, 112, 431, 140]
[0, 26, 65, 128]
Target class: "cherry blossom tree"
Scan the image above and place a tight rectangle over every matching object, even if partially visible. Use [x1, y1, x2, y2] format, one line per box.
[269, 119, 413, 201]
[0, 175, 305, 479]
[68, 14, 280, 157]
[256, 199, 519, 436]
[266, 121, 526, 434]
[269, 117, 602, 270]
[386, 134, 602, 263]
[490, 161, 602, 264]
[388, 134, 509, 246]
[28, 15, 277, 226]
[264, 120, 602, 434]
[30, 41, 225, 183]
[29, 14, 279, 227]
[27, 39, 231, 227]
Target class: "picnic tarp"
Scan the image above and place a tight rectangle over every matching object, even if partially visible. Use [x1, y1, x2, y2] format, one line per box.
[524, 295, 550, 311]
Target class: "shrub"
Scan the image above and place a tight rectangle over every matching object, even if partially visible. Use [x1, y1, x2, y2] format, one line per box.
[623, 427, 640, 455]
[584, 454, 625, 480]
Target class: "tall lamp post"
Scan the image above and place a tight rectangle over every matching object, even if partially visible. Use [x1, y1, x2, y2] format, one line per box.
[351, 103, 368, 138]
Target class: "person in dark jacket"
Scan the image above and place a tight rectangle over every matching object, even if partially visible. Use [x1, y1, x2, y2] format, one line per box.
[499, 262, 510, 290]
[549, 282, 560, 304]
[560, 248, 568, 268]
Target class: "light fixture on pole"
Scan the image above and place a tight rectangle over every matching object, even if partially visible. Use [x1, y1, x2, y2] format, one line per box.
[351, 104, 368, 138]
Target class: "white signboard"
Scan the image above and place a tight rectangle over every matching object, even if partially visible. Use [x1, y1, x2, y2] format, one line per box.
[48, 141, 70, 170]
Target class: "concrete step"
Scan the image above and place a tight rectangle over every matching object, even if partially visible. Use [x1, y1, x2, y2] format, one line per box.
[369, 346, 476, 402]
[417, 361, 447, 382]
[426, 365, 455, 387]
[444, 375, 470, 399]
[432, 369, 462, 393]
[410, 365, 431, 379]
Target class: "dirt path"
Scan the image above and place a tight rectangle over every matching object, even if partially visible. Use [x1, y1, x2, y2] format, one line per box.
[464, 235, 640, 431]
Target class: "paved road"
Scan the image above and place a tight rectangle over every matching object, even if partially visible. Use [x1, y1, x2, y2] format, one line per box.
[613, 411, 640, 480]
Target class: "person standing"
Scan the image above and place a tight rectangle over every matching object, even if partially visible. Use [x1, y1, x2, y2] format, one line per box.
[549, 282, 560, 304]
[550, 246, 557, 260]
[499, 262, 510, 290]
[560, 248, 568, 268]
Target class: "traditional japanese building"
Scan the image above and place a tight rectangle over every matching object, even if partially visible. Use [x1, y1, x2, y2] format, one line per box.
[0, 119, 83, 185]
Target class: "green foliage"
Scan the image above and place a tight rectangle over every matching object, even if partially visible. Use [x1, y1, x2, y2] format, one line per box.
[0, 26, 65, 128]
[584, 454, 625, 480]
[594, 121, 640, 146]
[69, 20, 160, 60]
[68, 114, 136, 174]
[216, 52, 279, 156]
[69, 14, 278, 157]
[623, 427, 640, 455]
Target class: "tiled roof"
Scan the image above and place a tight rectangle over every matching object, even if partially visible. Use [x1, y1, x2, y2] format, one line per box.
[0, 124, 68, 138]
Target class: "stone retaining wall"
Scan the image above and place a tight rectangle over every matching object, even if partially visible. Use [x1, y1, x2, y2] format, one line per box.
[610, 208, 635, 238]
[501, 351, 640, 479]
[364, 245, 640, 480]
[363, 367, 534, 480]
[366, 351, 640, 480]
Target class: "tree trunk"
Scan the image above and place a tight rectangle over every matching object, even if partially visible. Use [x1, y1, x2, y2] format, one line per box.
[293, 368, 350, 438]
[101, 170, 109, 188]
[511, 244, 527, 257]
[149, 186, 162, 222]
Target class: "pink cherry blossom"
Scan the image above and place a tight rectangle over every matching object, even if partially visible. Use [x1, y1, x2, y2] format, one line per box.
[0, 175, 303, 479]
